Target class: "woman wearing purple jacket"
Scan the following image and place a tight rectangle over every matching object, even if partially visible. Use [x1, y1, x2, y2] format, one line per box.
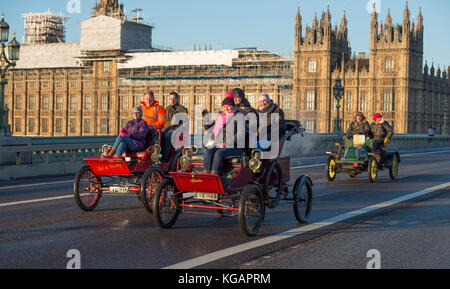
[105, 106, 149, 158]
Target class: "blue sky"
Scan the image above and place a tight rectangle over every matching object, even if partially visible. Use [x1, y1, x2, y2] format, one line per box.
[1, 0, 449, 68]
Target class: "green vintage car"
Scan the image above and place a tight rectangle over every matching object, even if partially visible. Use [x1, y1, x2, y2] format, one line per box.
[326, 135, 400, 183]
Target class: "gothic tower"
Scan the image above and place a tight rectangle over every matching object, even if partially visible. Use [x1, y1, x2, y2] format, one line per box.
[293, 5, 351, 132]
[368, 1, 424, 133]
[91, 0, 125, 19]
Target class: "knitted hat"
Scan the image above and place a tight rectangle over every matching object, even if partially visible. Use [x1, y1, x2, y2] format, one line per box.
[132, 106, 143, 116]
[373, 113, 382, 121]
[222, 92, 235, 107]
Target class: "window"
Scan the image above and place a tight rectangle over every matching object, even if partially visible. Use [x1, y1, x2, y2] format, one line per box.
[15, 95, 22, 110]
[385, 57, 394, 73]
[42, 118, 48, 133]
[195, 94, 205, 111]
[305, 120, 316, 134]
[308, 59, 317, 73]
[247, 93, 256, 108]
[346, 91, 352, 111]
[70, 81, 77, 88]
[213, 93, 222, 111]
[306, 91, 315, 111]
[15, 82, 22, 88]
[382, 92, 393, 111]
[28, 118, 34, 133]
[121, 119, 128, 129]
[56, 95, 63, 111]
[29, 81, 35, 89]
[121, 95, 128, 111]
[15, 118, 21, 133]
[42, 95, 49, 110]
[55, 119, 62, 134]
[84, 95, 91, 111]
[282, 94, 292, 111]
[360, 92, 367, 112]
[102, 80, 110, 87]
[29, 95, 36, 110]
[83, 119, 90, 134]
[42, 81, 48, 88]
[56, 81, 63, 88]
[85, 80, 92, 87]
[101, 95, 110, 111]
[100, 118, 109, 135]
[103, 61, 111, 72]
[180, 94, 189, 108]
[69, 118, 76, 134]
[70, 95, 77, 111]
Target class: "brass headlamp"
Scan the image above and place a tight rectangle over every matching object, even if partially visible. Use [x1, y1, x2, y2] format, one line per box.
[249, 149, 263, 173]
[151, 144, 163, 163]
[180, 145, 198, 170]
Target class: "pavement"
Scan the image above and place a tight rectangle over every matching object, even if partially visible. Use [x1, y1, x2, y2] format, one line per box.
[0, 146, 449, 269]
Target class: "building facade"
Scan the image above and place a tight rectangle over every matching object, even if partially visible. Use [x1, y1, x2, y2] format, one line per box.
[293, 4, 449, 134]
[4, 1, 449, 137]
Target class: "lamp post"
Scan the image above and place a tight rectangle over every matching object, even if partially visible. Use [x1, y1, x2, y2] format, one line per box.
[443, 99, 448, 136]
[333, 77, 344, 133]
[0, 12, 21, 136]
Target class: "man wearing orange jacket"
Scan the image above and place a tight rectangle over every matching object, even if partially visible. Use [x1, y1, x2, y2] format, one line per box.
[141, 91, 166, 130]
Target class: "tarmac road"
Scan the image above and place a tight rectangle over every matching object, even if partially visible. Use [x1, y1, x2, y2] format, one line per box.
[0, 147, 449, 269]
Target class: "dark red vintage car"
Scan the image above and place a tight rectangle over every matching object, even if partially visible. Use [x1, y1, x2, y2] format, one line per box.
[152, 121, 313, 236]
[73, 130, 184, 213]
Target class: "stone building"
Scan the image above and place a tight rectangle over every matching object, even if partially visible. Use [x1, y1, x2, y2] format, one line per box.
[4, 0, 292, 136]
[293, 4, 449, 134]
[4, 1, 449, 137]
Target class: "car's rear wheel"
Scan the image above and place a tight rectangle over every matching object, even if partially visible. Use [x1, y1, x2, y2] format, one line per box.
[141, 167, 164, 214]
[389, 154, 399, 180]
[293, 175, 313, 224]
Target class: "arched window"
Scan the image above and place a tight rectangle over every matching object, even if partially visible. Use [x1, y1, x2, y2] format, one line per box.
[308, 59, 317, 73]
[385, 57, 394, 73]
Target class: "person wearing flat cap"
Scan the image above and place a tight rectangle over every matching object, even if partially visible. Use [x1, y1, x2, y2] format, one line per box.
[347, 112, 372, 139]
[104, 106, 149, 158]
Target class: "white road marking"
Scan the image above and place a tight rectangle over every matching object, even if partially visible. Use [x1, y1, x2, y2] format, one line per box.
[163, 182, 450, 269]
[0, 195, 73, 208]
[0, 180, 73, 191]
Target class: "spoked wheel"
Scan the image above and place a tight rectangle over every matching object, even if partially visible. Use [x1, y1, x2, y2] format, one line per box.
[239, 184, 265, 237]
[153, 178, 182, 228]
[293, 175, 313, 223]
[368, 156, 378, 183]
[264, 161, 283, 209]
[73, 166, 102, 211]
[141, 167, 165, 214]
[326, 156, 337, 182]
[389, 154, 399, 180]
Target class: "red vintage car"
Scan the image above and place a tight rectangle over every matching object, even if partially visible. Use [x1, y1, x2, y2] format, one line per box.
[151, 121, 313, 236]
[73, 130, 184, 213]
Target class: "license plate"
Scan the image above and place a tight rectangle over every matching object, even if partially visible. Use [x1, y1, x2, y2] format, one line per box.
[194, 192, 218, 201]
[110, 186, 130, 194]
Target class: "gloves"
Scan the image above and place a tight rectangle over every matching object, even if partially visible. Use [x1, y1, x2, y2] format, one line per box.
[384, 138, 389, 146]
[120, 128, 130, 138]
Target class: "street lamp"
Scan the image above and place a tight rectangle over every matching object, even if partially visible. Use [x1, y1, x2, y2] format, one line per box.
[333, 77, 344, 133]
[0, 12, 20, 136]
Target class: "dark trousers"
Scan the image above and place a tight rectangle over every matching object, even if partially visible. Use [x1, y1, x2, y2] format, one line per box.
[162, 131, 173, 161]
[203, 147, 243, 173]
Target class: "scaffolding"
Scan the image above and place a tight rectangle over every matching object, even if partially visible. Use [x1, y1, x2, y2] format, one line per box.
[22, 11, 70, 44]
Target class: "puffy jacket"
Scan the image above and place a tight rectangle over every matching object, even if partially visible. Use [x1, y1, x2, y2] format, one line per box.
[258, 102, 286, 137]
[347, 119, 372, 138]
[124, 118, 149, 152]
[371, 121, 394, 141]
[163, 104, 188, 131]
[141, 101, 166, 130]
[236, 98, 257, 115]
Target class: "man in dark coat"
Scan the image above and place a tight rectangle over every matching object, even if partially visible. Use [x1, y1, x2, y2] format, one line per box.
[258, 94, 286, 138]
[371, 113, 394, 147]
[347, 112, 372, 138]
[163, 92, 188, 132]
[232, 88, 257, 115]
